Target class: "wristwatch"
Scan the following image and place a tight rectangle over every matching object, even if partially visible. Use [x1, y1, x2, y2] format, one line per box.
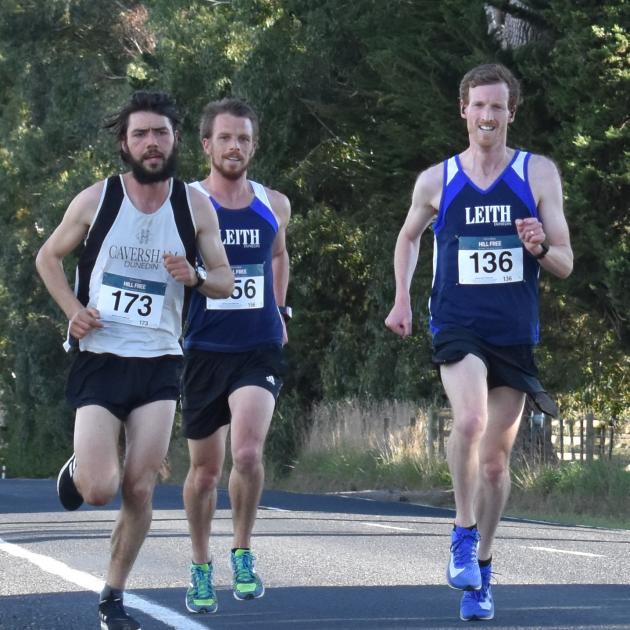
[194, 266, 207, 288]
[278, 305, 293, 322]
[533, 242, 549, 260]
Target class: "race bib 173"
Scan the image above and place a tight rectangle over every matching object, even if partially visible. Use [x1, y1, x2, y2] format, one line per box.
[96, 272, 166, 327]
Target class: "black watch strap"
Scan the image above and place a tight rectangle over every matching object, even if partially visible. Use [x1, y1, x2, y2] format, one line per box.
[533, 242, 549, 260]
[278, 305, 292, 322]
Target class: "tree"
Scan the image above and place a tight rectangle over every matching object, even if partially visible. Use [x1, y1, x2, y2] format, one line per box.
[0, 0, 151, 474]
[1, 0, 627, 476]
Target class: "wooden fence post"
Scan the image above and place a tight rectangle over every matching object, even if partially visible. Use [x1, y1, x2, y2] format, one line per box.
[426, 408, 435, 460]
[543, 415, 552, 462]
[599, 423, 606, 458]
[608, 420, 615, 460]
[585, 412, 594, 462]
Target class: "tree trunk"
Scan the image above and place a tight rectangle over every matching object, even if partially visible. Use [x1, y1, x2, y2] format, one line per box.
[485, 0, 544, 49]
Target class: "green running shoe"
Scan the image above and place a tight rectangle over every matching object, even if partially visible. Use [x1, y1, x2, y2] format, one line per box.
[186, 562, 218, 614]
[230, 548, 264, 600]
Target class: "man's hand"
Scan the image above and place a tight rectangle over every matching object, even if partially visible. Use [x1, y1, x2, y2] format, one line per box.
[385, 302, 413, 338]
[163, 252, 196, 286]
[515, 217, 546, 255]
[69, 307, 103, 339]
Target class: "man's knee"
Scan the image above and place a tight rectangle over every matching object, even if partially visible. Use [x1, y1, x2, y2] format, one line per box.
[232, 444, 263, 475]
[78, 470, 119, 506]
[189, 463, 222, 494]
[480, 458, 510, 487]
[121, 474, 158, 508]
[452, 412, 486, 441]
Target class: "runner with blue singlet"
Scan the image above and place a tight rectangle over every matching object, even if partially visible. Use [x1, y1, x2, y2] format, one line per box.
[385, 64, 573, 622]
[181, 98, 291, 615]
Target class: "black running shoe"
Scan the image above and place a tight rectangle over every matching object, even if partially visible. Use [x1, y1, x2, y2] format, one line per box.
[99, 596, 141, 630]
[57, 453, 83, 511]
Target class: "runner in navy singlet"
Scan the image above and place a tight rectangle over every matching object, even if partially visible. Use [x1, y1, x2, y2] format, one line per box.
[385, 64, 573, 621]
[181, 98, 292, 613]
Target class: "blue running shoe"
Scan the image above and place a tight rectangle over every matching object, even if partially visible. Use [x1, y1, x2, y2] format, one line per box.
[446, 526, 481, 590]
[186, 562, 218, 614]
[460, 563, 494, 621]
[230, 548, 264, 600]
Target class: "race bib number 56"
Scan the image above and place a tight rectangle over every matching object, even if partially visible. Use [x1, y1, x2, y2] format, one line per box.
[458, 235, 523, 285]
[96, 272, 166, 328]
[206, 264, 264, 310]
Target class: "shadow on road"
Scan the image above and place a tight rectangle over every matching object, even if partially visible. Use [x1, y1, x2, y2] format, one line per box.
[1, 583, 628, 629]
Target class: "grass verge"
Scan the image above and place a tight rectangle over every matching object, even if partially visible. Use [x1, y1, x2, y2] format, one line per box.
[273, 446, 630, 530]
[507, 458, 630, 529]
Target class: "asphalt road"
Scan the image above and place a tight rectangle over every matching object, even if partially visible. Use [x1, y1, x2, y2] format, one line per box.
[0, 479, 628, 629]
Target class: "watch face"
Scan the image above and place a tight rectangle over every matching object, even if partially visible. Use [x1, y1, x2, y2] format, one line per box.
[195, 266, 207, 286]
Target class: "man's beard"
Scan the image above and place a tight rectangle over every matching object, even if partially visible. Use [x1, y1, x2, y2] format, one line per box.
[121, 146, 178, 184]
[211, 153, 250, 181]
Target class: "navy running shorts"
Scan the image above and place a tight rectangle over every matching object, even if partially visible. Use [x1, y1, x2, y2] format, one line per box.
[181, 344, 287, 439]
[431, 329, 558, 416]
[65, 351, 182, 420]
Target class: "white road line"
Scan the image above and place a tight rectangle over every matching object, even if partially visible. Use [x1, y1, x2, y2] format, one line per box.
[340, 495, 376, 502]
[360, 522, 415, 532]
[525, 545, 604, 558]
[0, 538, 209, 629]
[259, 505, 292, 512]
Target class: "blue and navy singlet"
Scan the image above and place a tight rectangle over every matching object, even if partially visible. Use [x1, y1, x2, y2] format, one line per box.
[429, 150, 541, 346]
[184, 180, 283, 352]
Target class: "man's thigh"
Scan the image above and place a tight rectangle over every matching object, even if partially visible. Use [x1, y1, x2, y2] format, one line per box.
[124, 400, 176, 480]
[228, 386, 276, 451]
[74, 404, 122, 486]
[482, 386, 526, 458]
[440, 353, 489, 420]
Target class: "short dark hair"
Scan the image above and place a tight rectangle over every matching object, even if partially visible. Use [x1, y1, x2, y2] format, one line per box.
[199, 98, 259, 142]
[104, 91, 181, 140]
[459, 63, 521, 112]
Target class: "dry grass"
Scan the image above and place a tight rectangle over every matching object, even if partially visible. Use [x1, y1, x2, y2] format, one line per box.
[160, 399, 630, 529]
[274, 399, 451, 493]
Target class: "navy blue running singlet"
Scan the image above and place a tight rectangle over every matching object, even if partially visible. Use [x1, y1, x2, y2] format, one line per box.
[429, 150, 541, 346]
[184, 180, 283, 352]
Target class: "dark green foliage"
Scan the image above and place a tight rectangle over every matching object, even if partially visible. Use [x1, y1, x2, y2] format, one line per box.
[0, 0, 627, 476]
[0, 0, 142, 475]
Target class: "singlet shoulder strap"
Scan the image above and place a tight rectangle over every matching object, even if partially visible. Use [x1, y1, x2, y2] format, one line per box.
[504, 150, 537, 214]
[189, 181, 207, 196]
[435, 156, 467, 232]
[445, 156, 459, 186]
[249, 180, 279, 231]
[77, 176, 123, 306]
[510, 150, 529, 181]
[171, 179, 197, 267]
[249, 180, 272, 208]
[173, 180, 199, 334]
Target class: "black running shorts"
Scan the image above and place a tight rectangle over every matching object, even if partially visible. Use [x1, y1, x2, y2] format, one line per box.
[181, 344, 287, 440]
[431, 329, 558, 416]
[65, 351, 182, 420]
